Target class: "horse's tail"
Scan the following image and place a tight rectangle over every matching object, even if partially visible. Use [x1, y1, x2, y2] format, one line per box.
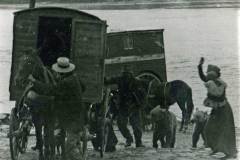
[186, 87, 194, 119]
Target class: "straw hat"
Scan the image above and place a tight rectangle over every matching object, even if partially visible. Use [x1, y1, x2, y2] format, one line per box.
[52, 57, 75, 73]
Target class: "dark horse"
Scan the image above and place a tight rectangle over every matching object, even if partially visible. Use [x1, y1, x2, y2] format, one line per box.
[149, 80, 194, 132]
[14, 49, 56, 160]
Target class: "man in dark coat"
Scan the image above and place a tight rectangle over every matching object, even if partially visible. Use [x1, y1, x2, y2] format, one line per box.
[29, 57, 87, 160]
[104, 66, 146, 148]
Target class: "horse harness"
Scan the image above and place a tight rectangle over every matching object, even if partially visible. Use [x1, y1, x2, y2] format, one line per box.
[162, 82, 170, 109]
[18, 56, 56, 111]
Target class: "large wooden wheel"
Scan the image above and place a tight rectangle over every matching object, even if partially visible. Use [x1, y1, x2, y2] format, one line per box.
[136, 72, 162, 109]
[9, 108, 20, 160]
[9, 107, 30, 160]
[136, 72, 162, 131]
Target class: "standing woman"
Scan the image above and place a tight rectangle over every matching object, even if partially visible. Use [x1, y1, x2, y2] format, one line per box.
[198, 57, 237, 158]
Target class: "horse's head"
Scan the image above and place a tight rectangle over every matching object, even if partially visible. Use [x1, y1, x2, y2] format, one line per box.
[14, 49, 42, 88]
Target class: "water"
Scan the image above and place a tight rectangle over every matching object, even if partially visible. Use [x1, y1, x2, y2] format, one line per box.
[0, 7, 239, 126]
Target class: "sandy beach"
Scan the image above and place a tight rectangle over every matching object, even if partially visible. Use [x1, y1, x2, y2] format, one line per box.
[0, 124, 239, 160]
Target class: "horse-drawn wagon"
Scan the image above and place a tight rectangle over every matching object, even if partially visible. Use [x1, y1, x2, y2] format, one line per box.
[105, 29, 167, 80]
[105, 29, 167, 111]
[9, 7, 106, 103]
[105, 30, 193, 132]
[8, 5, 169, 160]
[8, 7, 108, 160]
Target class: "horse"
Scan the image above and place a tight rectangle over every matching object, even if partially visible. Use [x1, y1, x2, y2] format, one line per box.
[14, 48, 56, 160]
[147, 80, 194, 132]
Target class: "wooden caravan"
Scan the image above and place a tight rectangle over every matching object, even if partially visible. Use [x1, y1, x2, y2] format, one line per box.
[105, 29, 167, 86]
[9, 7, 107, 103]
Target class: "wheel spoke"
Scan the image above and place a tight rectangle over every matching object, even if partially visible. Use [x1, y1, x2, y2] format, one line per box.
[136, 72, 162, 131]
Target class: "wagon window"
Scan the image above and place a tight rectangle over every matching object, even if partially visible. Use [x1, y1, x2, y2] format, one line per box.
[123, 35, 133, 50]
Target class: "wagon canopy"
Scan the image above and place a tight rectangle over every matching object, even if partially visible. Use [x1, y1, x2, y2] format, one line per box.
[9, 7, 107, 103]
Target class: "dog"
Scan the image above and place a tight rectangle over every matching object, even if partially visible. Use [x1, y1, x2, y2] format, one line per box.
[150, 106, 177, 148]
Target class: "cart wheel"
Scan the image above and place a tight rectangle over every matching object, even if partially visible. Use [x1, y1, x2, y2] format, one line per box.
[136, 72, 162, 109]
[136, 72, 162, 131]
[18, 126, 29, 154]
[9, 108, 20, 160]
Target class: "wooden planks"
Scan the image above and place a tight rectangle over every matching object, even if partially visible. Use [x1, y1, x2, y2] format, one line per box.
[105, 30, 167, 82]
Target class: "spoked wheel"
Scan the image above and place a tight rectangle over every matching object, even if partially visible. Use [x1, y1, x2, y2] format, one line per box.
[18, 122, 30, 154]
[9, 107, 31, 160]
[136, 72, 162, 131]
[136, 72, 162, 109]
[19, 127, 28, 154]
[9, 108, 21, 160]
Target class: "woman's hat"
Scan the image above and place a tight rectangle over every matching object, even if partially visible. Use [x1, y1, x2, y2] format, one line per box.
[206, 71, 218, 80]
[207, 64, 220, 74]
[52, 57, 75, 73]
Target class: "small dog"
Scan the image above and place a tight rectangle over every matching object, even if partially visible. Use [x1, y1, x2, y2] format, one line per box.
[150, 106, 177, 148]
[191, 108, 209, 148]
[53, 119, 65, 157]
[54, 128, 64, 155]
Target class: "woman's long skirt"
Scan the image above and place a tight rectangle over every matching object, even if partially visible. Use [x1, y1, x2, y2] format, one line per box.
[204, 101, 237, 156]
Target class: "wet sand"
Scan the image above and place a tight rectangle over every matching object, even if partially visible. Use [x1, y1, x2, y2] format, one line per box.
[0, 124, 239, 160]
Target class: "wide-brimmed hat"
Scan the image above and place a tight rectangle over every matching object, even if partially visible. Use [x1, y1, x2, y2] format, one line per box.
[52, 57, 75, 73]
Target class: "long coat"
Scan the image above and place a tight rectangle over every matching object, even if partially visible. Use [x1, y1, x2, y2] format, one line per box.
[104, 75, 146, 115]
[32, 73, 86, 129]
[198, 64, 237, 156]
[204, 102, 237, 155]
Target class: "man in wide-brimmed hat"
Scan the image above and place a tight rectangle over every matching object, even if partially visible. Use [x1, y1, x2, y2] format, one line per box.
[29, 57, 86, 160]
[104, 65, 146, 148]
[52, 57, 75, 73]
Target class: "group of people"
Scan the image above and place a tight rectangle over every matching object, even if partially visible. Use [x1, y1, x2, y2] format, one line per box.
[25, 55, 237, 159]
[25, 56, 147, 159]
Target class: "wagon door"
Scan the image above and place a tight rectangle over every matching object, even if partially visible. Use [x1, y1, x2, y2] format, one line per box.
[71, 20, 107, 103]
